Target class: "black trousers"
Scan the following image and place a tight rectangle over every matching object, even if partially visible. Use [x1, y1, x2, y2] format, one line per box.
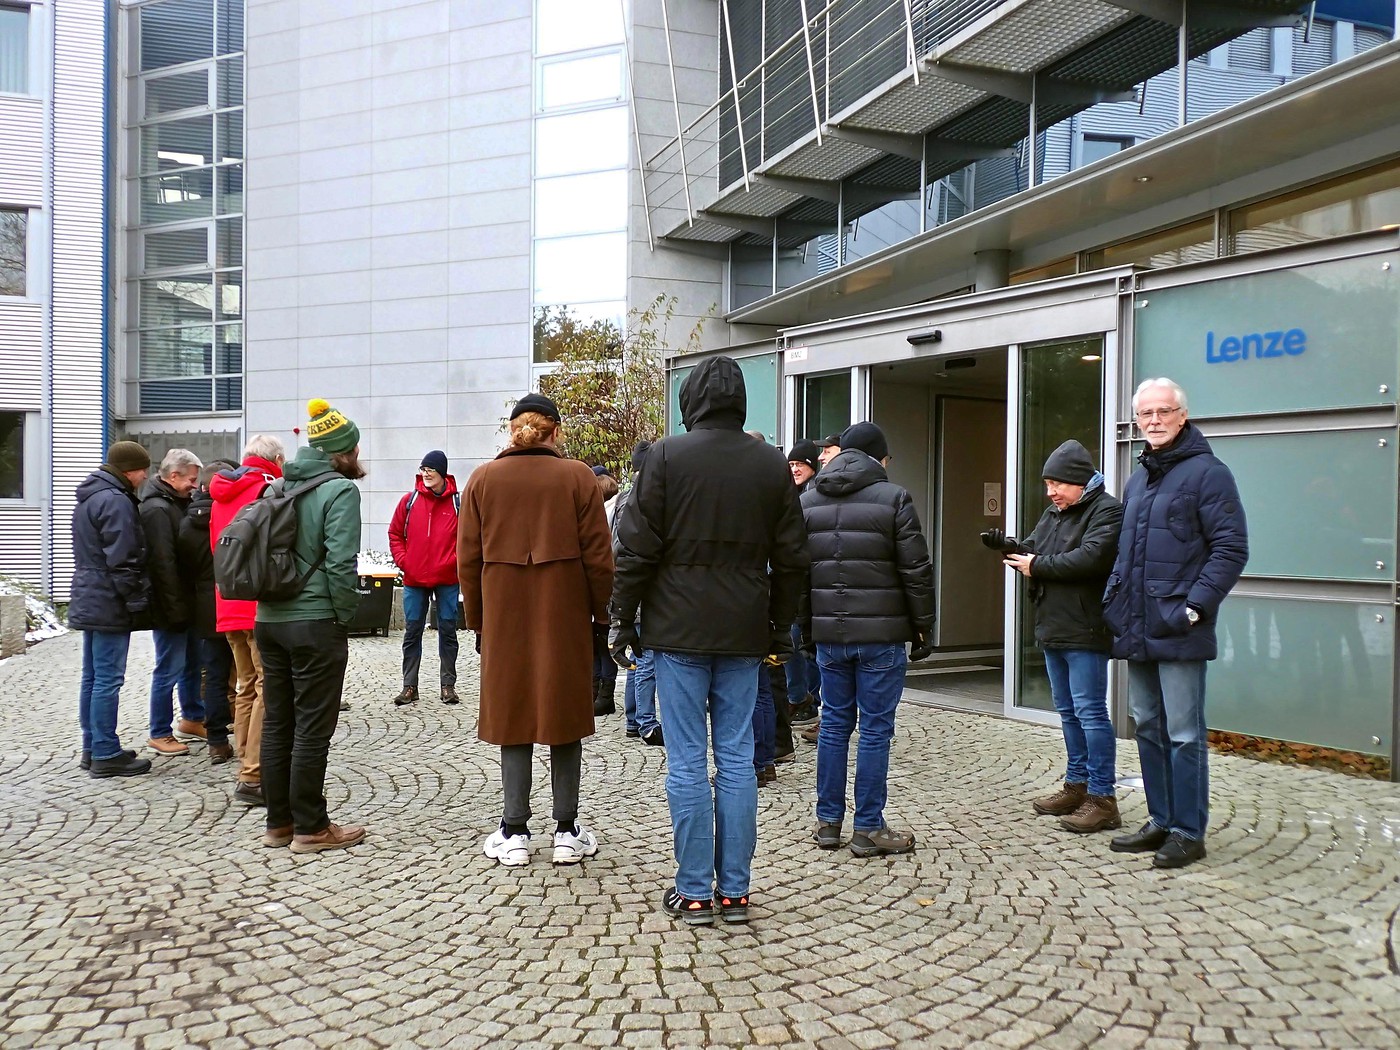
[255, 619, 349, 835]
[770, 662, 793, 756]
[198, 634, 233, 746]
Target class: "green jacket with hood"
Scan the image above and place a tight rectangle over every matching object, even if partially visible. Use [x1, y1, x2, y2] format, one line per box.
[255, 446, 362, 625]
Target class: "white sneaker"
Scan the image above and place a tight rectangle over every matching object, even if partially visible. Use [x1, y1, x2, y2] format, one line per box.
[483, 827, 531, 867]
[552, 824, 599, 865]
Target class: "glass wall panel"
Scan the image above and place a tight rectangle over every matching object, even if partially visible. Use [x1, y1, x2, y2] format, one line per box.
[141, 170, 213, 224]
[217, 0, 243, 55]
[802, 372, 852, 441]
[1212, 593, 1393, 755]
[536, 0, 625, 55]
[143, 227, 208, 270]
[140, 275, 214, 327]
[540, 53, 624, 110]
[215, 324, 242, 373]
[1230, 159, 1400, 254]
[217, 57, 242, 107]
[0, 6, 28, 94]
[1016, 338, 1104, 713]
[145, 69, 210, 117]
[216, 272, 241, 319]
[216, 169, 243, 217]
[531, 301, 624, 363]
[141, 116, 214, 173]
[1133, 251, 1400, 417]
[0, 411, 23, 499]
[0, 209, 26, 295]
[533, 232, 626, 304]
[666, 356, 779, 440]
[534, 171, 627, 237]
[141, 0, 214, 72]
[215, 376, 242, 411]
[1086, 218, 1215, 271]
[667, 366, 693, 435]
[217, 111, 242, 161]
[1203, 429, 1397, 581]
[141, 378, 213, 413]
[139, 326, 213, 378]
[535, 108, 628, 177]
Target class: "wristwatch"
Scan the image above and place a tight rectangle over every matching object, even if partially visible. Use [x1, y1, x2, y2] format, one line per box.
[1185, 607, 1200, 626]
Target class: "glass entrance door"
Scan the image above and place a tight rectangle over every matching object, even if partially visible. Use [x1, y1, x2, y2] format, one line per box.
[1010, 336, 1106, 713]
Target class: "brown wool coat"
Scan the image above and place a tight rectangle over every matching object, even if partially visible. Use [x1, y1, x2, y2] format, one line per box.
[458, 445, 614, 746]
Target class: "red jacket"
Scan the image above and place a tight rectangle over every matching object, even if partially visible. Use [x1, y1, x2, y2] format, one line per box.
[389, 474, 460, 588]
[208, 456, 282, 632]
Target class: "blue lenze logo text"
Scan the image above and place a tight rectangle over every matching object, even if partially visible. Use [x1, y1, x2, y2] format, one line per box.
[1205, 328, 1307, 364]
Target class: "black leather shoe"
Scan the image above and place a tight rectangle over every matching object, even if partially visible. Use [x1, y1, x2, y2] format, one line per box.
[89, 753, 152, 778]
[79, 748, 136, 771]
[1109, 821, 1169, 853]
[1152, 832, 1206, 869]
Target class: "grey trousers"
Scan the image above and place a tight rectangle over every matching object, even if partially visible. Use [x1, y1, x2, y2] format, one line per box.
[500, 741, 582, 826]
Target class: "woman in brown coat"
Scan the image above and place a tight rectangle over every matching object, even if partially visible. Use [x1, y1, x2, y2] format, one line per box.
[458, 392, 615, 867]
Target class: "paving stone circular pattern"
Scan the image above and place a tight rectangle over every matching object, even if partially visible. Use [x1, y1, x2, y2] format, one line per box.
[2, 631, 1399, 1048]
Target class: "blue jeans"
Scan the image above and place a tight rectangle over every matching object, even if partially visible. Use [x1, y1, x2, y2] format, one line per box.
[815, 642, 907, 832]
[198, 635, 234, 746]
[653, 651, 761, 901]
[401, 584, 460, 688]
[1043, 648, 1116, 797]
[623, 644, 658, 736]
[79, 631, 132, 760]
[1127, 660, 1209, 841]
[150, 626, 204, 736]
[785, 623, 821, 707]
[752, 664, 775, 770]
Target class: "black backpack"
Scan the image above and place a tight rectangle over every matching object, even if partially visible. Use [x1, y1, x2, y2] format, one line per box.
[214, 473, 340, 602]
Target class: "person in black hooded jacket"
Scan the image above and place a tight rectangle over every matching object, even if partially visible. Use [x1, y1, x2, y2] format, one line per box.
[611, 356, 808, 926]
[997, 439, 1124, 835]
[800, 421, 934, 859]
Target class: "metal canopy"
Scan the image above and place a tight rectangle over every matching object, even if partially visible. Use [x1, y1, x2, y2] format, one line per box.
[650, 0, 1308, 250]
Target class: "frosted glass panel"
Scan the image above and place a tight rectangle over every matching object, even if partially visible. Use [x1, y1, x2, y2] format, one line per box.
[1211, 594, 1392, 756]
[1206, 429, 1396, 581]
[533, 232, 625, 304]
[540, 53, 624, 110]
[535, 108, 627, 177]
[534, 171, 627, 237]
[666, 357, 779, 440]
[536, 0, 625, 55]
[1134, 251, 1400, 417]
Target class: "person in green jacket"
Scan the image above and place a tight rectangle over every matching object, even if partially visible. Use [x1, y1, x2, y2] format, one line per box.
[255, 399, 366, 855]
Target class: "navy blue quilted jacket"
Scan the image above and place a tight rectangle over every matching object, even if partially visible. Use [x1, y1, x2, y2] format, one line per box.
[1103, 424, 1248, 661]
[68, 468, 151, 632]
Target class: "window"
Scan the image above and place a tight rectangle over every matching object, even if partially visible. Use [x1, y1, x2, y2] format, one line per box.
[536, 0, 625, 56]
[0, 411, 23, 499]
[539, 52, 624, 111]
[1079, 134, 1133, 168]
[1228, 159, 1400, 255]
[0, 4, 27, 94]
[1085, 217, 1216, 271]
[0, 209, 24, 295]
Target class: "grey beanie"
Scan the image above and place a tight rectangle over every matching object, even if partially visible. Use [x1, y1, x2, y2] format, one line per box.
[1041, 440, 1095, 485]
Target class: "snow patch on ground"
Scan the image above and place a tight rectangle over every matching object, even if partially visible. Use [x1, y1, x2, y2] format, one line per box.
[358, 550, 399, 577]
[0, 577, 68, 645]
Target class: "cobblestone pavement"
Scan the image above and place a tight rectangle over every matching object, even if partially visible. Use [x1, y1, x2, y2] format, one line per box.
[2, 631, 1399, 1050]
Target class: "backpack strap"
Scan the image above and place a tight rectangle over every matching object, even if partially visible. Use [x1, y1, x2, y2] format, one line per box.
[404, 488, 459, 527]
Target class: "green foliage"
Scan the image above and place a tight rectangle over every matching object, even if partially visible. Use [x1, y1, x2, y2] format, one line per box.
[525, 296, 704, 475]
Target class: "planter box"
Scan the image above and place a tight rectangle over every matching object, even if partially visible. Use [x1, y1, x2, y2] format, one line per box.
[0, 594, 24, 659]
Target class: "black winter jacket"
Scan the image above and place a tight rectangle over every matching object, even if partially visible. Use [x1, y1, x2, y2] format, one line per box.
[1104, 424, 1249, 662]
[138, 477, 192, 629]
[611, 357, 809, 657]
[799, 450, 934, 645]
[1022, 477, 1124, 651]
[68, 468, 150, 632]
[176, 491, 218, 639]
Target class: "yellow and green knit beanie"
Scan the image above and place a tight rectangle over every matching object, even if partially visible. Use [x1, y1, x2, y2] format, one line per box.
[306, 398, 360, 454]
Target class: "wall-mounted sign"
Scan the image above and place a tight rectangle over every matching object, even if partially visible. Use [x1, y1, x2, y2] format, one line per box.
[1205, 327, 1306, 364]
[785, 345, 809, 363]
[983, 482, 1001, 516]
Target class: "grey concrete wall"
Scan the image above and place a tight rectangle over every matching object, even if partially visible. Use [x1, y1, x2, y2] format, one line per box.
[243, 0, 532, 549]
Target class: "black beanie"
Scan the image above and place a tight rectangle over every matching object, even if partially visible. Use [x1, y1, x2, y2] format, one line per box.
[1042, 440, 1095, 485]
[510, 392, 561, 422]
[787, 440, 820, 472]
[630, 441, 652, 472]
[420, 450, 448, 475]
[838, 422, 889, 462]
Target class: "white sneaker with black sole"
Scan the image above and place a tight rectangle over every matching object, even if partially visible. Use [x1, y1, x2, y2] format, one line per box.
[483, 827, 531, 866]
[552, 824, 599, 865]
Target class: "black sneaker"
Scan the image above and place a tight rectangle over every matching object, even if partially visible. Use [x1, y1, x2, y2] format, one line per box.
[1152, 832, 1207, 869]
[233, 781, 265, 806]
[790, 703, 818, 726]
[80, 748, 136, 771]
[716, 894, 750, 924]
[641, 725, 665, 747]
[89, 753, 152, 778]
[625, 727, 640, 738]
[660, 887, 714, 926]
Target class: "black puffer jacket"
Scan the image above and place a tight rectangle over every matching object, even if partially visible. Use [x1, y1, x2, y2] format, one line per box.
[176, 491, 218, 639]
[138, 477, 192, 629]
[68, 468, 150, 632]
[611, 356, 809, 657]
[800, 450, 934, 645]
[1022, 477, 1124, 651]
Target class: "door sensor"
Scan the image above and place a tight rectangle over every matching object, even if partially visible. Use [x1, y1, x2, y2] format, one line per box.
[906, 329, 942, 346]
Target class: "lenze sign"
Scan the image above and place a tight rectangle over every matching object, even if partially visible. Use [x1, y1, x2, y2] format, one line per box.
[1205, 327, 1307, 364]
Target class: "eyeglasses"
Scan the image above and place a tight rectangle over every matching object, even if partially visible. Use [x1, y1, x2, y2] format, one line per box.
[1134, 407, 1182, 422]
[418, 466, 440, 475]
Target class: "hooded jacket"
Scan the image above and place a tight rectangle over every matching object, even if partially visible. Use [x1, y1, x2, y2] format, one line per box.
[1022, 474, 1123, 651]
[138, 476, 193, 629]
[388, 473, 460, 588]
[1103, 423, 1249, 661]
[176, 490, 219, 639]
[68, 467, 151, 632]
[799, 449, 934, 645]
[209, 455, 282, 632]
[611, 356, 809, 657]
[255, 446, 362, 626]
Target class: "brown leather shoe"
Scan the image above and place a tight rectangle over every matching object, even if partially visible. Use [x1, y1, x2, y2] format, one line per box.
[799, 720, 820, 743]
[208, 742, 235, 765]
[262, 824, 293, 848]
[1059, 794, 1122, 834]
[758, 763, 777, 786]
[850, 825, 915, 857]
[393, 686, 418, 706]
[147, 736, 189, 755]
[1031, 781, 1087, 816]
[289, 823, 366, 854]
[176, 719, 207, 740]
[441, 685, 460, 705]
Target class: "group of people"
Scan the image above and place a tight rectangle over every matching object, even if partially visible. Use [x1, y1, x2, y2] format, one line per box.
[70, 361, 1247, 912]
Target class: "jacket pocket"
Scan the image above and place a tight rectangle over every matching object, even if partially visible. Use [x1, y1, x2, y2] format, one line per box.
[1145, 578, 1190, 639]
[1101, 572, 1128, 636]
[1166, 493, 1199, 544]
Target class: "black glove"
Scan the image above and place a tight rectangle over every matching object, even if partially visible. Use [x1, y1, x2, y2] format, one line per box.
[609, 622, 641, 670]
[909, 634, 934, 662]
[980, 528, 1030, 555]
[799, 631, 816, 658]
[766, 626, 793, 666]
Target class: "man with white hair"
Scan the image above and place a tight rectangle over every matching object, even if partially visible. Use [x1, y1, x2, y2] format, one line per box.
[139, 447, 205, 755]
[1102, 378, 1248, 870]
